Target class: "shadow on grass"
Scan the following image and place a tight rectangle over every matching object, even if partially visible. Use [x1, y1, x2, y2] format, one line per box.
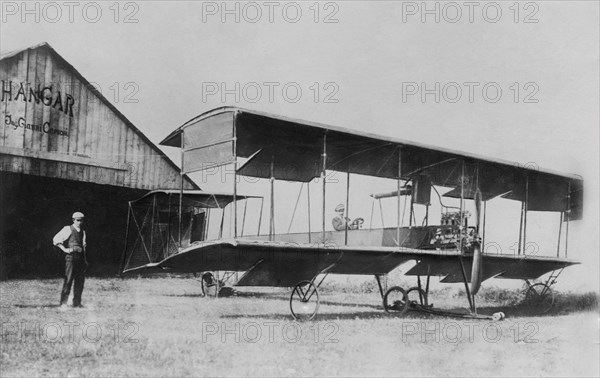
[163, 293, 205, 298]
[14, 304, 61, 308]
[220, 308, 474, 321]
[218, 290, 599, 321]
[165, 290, 287, 300]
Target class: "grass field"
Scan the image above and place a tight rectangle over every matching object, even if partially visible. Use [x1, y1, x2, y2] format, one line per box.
[1, 277, 598, 377]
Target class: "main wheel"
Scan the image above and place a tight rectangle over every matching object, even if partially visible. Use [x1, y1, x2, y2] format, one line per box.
[523, 283, 555, 314]
[406, 287, 428, 308]
[290, 281, 320, 321]
[201, 272, 219, 298]
[383, 286, 409, 315]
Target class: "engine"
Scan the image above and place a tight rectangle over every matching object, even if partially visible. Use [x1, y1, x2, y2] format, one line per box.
[430, 211, 480, 253]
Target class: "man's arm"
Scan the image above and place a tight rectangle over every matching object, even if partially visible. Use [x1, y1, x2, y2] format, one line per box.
[83, 231, 89, 265]
[332, 216, 346, 231]
[53, 226, 72, 253]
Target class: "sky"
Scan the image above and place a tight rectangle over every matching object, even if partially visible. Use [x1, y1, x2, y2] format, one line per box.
[1, 0, 598, 291]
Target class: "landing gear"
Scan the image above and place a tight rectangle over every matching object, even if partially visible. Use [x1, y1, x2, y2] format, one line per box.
[382, 283, 505, 320]
[383, 286, 409, 314]
[406, 286, 428, 307]
[200, 272, 219, 297]
[288, 258, 341, 321]
[198, 271, 238, 297]
[519, 269, 563, 315]
[290, 281, 320, 321]
[522, 283, 555, 314]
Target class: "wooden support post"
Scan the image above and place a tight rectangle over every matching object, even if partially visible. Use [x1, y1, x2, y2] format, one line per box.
[322, 135, 327, 243]
[369, 199, 374, 230]
[204, 209, 210, 241]
[120, 202, 133, 272]
[241, 200, 248, 236]
[151, 196, 156, 254]
[523, 175, 529, 254]
[179, 132, 184, 247]
[458, 161, 465, 254]
[345, 171, 350, 246]
[269, 156, 275, 241]
[233, 112, 238, 238]
[517, 201, 524, 255]
[257, 198, 264, 236]
[375, 274, 386, 300]
[219, 208, 225, 239]
[397, 146, 402, 247]
[425, 265, 431, 296]
[307, 183, 312, 243]
[167, 194, 172, 252]
[288, 183, 304, 234]
[566, 181, 571, 258]
[482, 201, 487, 253]
[557, 211, 563, 258]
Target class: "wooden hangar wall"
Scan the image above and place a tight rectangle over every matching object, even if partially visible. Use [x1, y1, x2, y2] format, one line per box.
[0, 43, 198, 279]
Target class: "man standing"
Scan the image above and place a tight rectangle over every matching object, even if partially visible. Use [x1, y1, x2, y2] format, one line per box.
[53, 212, 88, 308]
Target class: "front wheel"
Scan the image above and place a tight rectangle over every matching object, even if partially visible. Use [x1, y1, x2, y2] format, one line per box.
[290, 281, 320, 321]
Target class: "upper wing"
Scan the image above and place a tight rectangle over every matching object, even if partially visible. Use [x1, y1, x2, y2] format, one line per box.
[160, 107, 583, 219]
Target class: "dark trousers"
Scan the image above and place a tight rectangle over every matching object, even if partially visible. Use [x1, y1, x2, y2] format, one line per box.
[60, 253, 85, 306]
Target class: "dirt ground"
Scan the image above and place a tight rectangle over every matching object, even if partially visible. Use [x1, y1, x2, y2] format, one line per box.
[1, 277, 598, 377]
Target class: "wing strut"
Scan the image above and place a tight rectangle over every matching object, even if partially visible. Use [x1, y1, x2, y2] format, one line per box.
[307, 183, 312, 243]
[565, 181, 571, 258]
[321, 135, 327, 243]
[375, 274, 388, 300]
[233, 111, 238, 238]
[235, 259, 265, 284]
[289, 252, 344, 321]
[396, 146, 402, 247]
[345, 172, 350, 245]
[269, 155, 275, 241]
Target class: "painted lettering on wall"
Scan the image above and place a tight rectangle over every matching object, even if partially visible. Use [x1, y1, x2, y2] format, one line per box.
[1, 80, 75, 117]
[4, 113, 70, 137]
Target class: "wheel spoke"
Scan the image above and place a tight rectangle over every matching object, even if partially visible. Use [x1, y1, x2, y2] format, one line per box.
[522, 283, 554, 314]
[290, 281, 320, 321]
[297, 285, 306, 300]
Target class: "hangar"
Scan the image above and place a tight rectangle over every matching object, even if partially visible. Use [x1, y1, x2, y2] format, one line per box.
[0, 42, 198, 278]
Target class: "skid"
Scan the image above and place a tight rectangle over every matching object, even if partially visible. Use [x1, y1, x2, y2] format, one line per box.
[407, 303, 503, 320]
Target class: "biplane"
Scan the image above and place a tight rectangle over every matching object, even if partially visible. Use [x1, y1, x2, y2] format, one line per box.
[121, 107, 583, 320]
